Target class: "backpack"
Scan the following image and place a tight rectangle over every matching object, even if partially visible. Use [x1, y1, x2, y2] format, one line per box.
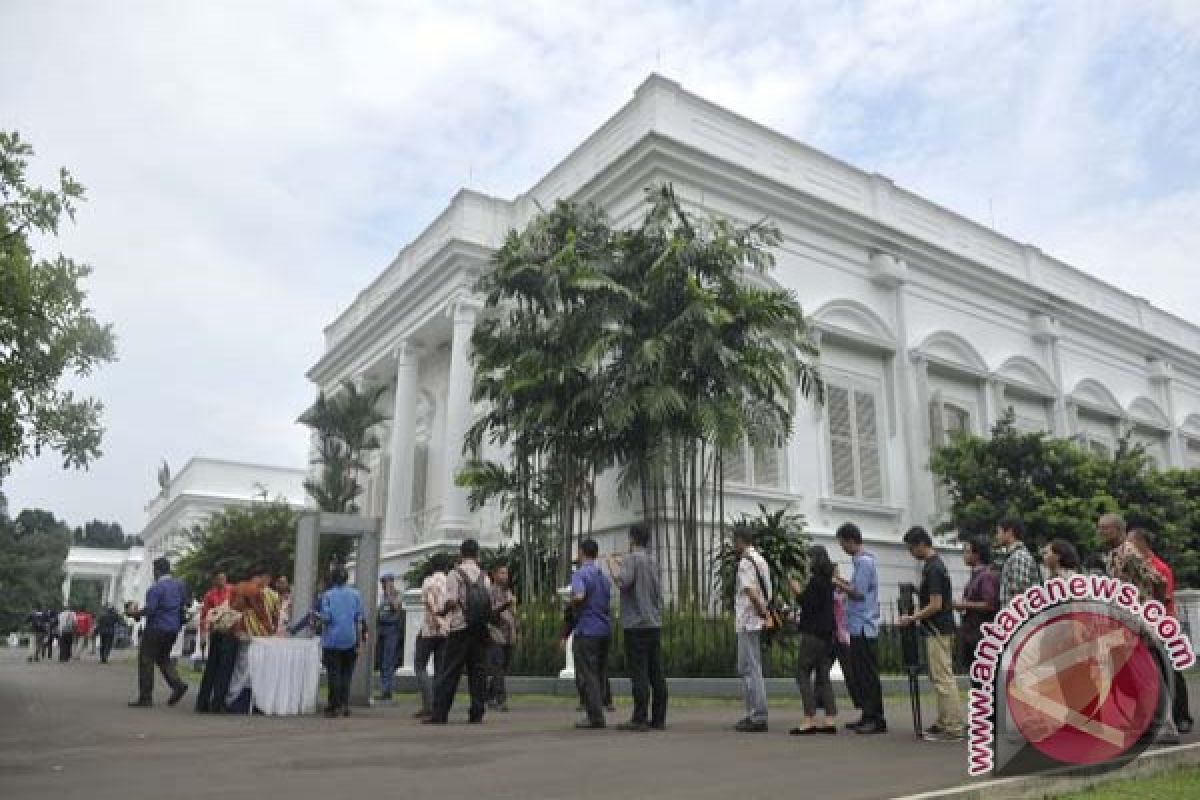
[457, 567, 491, 635]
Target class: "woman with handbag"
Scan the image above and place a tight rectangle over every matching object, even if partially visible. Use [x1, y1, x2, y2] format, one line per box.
[789, 546, 838, 735]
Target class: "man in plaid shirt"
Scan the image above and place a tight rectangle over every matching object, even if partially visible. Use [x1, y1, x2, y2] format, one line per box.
[995, 517, 1040, 607]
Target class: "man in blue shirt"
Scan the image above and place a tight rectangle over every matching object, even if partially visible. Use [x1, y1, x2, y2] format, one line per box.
[126, 557, 190, 708]
[834, 523, 886, 734]
[570, 538, 612, 729]
[318, 566, 365, 718]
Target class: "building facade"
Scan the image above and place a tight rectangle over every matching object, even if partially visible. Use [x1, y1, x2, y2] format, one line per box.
[308, 75, 1200, 607]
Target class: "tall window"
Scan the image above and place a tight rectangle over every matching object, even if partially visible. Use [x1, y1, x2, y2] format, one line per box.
[827, 381, 883, 502]
[1186, 439, 1200, 469]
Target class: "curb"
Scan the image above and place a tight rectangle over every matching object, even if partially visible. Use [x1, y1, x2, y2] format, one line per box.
[892, 741, 1200, 800]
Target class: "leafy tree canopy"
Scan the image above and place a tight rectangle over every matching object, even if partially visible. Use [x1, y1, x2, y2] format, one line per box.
[72, 519, 140, 549]
[173, 500, 299, 596]
[0, 494, 71, 630]
[0, 131, 116, 482]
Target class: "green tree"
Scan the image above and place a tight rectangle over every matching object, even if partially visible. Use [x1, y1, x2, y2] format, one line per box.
[299, 380, 389, 514]
[173, 499, 299, 595]
[716, 504, 811, 612]
[0, 495, 70, 631]
[0, 132, 116, 482]
[72, 519, 135, 549]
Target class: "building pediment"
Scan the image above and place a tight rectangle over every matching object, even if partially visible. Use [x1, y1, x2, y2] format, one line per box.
[1069, 379, 1124, 418]
[993, 355, 1056, 398]
[915, 331, 989, 377]
[811, 299, 895, 352]
[1128, 396, 1171, 431]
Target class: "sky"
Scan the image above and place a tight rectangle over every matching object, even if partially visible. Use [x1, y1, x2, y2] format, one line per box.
[2, 0, 1199, 532]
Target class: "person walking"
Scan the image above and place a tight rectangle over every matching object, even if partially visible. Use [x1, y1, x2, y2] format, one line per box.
[608, 522, 667, 732]
[1039, 539, 1081, 579]
[96, 605, 120, 664]
[428, 539, 491, 725]
[789, 545, 838, 736]
[571, 538, 612, 730]
[413, 554, 449, 720]
[57, 607, 78, 662]
[376, 573, 404, 702]
[732, 524, 771, 733]
[125, 557, 190, 708]
[27, 609, 49, 663]
[75, 608, 94, 659]
[834, 523, 886, 734]
[318, 566, 365, 718]
[486, 565, 517, 712]
[899, 527, 964, 741]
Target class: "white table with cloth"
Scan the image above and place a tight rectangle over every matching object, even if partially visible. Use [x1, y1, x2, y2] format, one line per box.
[226, 637, 321, 715]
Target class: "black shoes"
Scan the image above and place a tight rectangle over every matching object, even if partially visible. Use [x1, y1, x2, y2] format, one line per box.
[127, 699, 152, 708]
[856, 720, 888, 735]
[734, 718, 768, 733]
[575, 720, 606, 729]
[617, 721, 650, 732]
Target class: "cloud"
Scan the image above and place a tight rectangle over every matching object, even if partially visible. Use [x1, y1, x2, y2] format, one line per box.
[1, 0, 1197, 529]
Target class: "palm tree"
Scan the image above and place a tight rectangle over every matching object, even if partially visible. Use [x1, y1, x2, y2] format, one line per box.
[299, 380, 389, 513]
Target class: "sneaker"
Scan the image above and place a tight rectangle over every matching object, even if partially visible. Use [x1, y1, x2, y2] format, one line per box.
[734, 719, 768, 733]
[923, 729, 965, 742]
[413, 710, 431, 719]
[844, 719, 866, 731]
[617, 721, 650, 732]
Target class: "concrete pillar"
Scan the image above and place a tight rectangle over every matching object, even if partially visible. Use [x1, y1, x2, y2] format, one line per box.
[350, 523, 381, 706]
[398, 588, 423, 677]
[292, 513, 320, 627]
[437, 296, 479, 537]
[385, 342, 421, 541]
[1033, 315, 1070, 437]
[62, 572, 72, 607]
[557, 586, 575, 680]
[982, 378, 1003, 434]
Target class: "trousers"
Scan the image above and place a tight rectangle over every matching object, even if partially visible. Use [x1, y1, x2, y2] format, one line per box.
[137, 629, 184, 702]
[624, 627, 667, 726]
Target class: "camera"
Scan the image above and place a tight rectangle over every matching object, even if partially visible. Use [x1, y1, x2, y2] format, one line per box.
[897, 582, 921, 670]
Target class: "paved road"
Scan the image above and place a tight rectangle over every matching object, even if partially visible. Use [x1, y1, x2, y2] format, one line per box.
[0, 649, 1191, 800]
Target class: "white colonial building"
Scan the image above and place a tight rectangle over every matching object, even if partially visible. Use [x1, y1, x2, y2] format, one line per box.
[64, 457, 308, 607]
[308, 75, 1200, 607]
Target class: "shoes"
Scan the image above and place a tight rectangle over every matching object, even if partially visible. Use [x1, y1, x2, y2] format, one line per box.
[498, 704, 510, 712]
[323, 707, 340, 719]
[923, 729, 965, 742]
[617, 721, 650, 732]
[844, 719, 866, 730]
[734, 718, 768, 733]
[924, 724, 943, 736]
[413, 710, 431, 719]
[127, 699, 152, 708]
[422, 717, 447, 725]
[789, 727, 818, 735]
[819, 726, 837, 734]
[380, 692, 392, 701]
[856, 721, 888, 735]
[342, 707, 351, 718]
[167, 685, 188, 707]
[575, 720, 606, 729]
[648, 722, 666, 731]
[468, 717, 484, 725]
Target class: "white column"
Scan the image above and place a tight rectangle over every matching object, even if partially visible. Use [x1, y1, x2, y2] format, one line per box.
[557, 586, 575, 680]
[437, 296, 479, 537]
[385, 342, 421, 541]
[1151, 360, 1184, 468]
[398, 588, 422, 677]
[1033, 315, 1070, 437]
[62, 572, 72, 606]
[909, 351, 936, 527]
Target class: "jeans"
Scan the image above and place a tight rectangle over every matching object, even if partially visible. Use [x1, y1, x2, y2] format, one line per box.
[795, 632, 836, 718]
[574, 634, 611, 725]
[625, 627, 667, 726]
[736, 630, 768, 723]
[99, 633, 115, 664]
[195, 631, 238, 712]
[137, 629, 184, 702]
[414, 635, 446, 714]
[322, 647, 358, 711]
[849, 634, 884, 724]
[432, 629, 488, 723]
[486, 642, 513, 707]
[377, 627, 402, 695]
[58, 632, 74, 662]
[926, 633, 963, 734]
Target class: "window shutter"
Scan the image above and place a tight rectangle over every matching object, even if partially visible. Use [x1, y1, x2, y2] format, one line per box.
[855, 390, 883, 501]
[828, 386, 857, 497]
[724, 439, 748, 484]
[753, 440, 783, 489]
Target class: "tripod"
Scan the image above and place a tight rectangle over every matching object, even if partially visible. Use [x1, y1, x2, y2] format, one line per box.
[905, 664, 924, 737]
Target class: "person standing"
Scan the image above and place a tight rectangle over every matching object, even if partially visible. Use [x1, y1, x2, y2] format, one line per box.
[953, 537, 999, 670]
[57, 607, 78, 662]
[273, 575, 292, 635]
[428, 539, 491, 725]
[43, 609, 58, 661]
[96, 605, 120, 664]
[732, 524, 771, 733]
[571, 538, 612, 730]
[1129, 528, 1193, 735]
[195, 572, 236, 713]
[899, 527, 964, 741]
[789, 545, 838, 736]
[1098, 514, 1164, 601]
[608, 523, 667, 732]
[75, 608, 94, 658]
[125, 557, 189, 708]
[1039, 539, 1081, 579]
[486, 565, 517, 712]
[318, 566, 365, 718]
[995, 517, 1040, 607]
[834, 523, 886, 734]
[27, 609, 49, 663]
[376, 573, 404, 702]
[413, 554, 449, 720]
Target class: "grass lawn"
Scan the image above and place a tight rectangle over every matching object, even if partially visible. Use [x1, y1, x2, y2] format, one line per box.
[1052, 768, 1200, 799]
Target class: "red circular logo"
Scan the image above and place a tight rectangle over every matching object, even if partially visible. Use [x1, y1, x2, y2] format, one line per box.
[1005, 611, 1161, 766]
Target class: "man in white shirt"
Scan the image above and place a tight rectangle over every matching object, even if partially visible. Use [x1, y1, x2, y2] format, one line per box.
[57, 607, 78, 662]
[427, 540, 491, 725]
[732, 525, 771, 733]
[413, 554, 449, 720]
